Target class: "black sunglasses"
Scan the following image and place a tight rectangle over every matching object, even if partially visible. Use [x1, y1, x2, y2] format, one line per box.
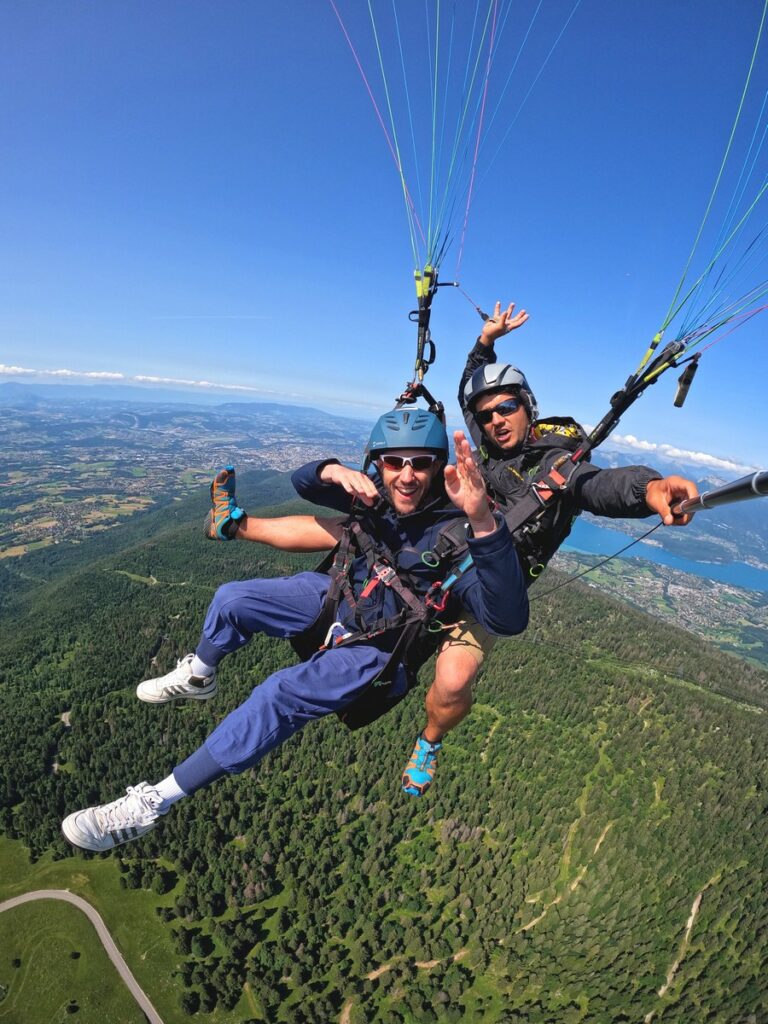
[475, 397, 522, 426]
[378, 453, 439, 471]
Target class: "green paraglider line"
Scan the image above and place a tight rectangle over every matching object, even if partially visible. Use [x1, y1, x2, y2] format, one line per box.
[426, 0, 441, 261]
[481, 0, 544, 138]
[707, 94, 768, 262]
[327, 0, 426, 267]
[391, 0, 427, 235]
[678, 228, 768, 342]
[475, 0, 583, 193]
[367, 0, 424, 267]
[431, 0, 498, 267]
[455, 0, 500, 275]
[659, 0, 768, 336]
[660, 179, 768, 334]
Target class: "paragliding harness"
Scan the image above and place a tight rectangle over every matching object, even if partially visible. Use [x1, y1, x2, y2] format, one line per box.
[466, 336, 709, 579]
[291, 264, 472, 730]
[290, 503, 474, 730]
[477, 417, 592, 583]
[289, 270, 717, 731]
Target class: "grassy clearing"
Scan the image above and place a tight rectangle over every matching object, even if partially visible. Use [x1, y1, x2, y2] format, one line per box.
[0, 838, 186, 1022]
[0, 539, 54, 560]
[113, 570, 158, 585]
[0, 837, 281, 1023]
[0, 900, 145, 1024]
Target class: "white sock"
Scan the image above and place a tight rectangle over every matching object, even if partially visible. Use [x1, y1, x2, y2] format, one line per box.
[153, 773, 188, 814]
[190, 654, 215, 678]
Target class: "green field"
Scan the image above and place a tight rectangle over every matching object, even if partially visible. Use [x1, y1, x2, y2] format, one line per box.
[0, 840, 180, 1023]
[0, 899, 145, 1024]
[0, 838, 277, 1023]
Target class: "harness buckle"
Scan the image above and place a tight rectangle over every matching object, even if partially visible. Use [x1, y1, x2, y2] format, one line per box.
[359, 563, 397, 599]
[322, 621, 353, 648]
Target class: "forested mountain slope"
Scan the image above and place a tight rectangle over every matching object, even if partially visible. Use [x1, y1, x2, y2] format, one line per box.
[1, 473, 766, 1023]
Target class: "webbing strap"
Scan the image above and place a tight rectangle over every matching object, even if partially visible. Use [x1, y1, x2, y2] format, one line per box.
[499, 454, 583, 536]
[531, 466, 568, 502]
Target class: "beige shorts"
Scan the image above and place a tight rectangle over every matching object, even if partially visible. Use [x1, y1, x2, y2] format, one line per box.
[439, 614, 497, 667]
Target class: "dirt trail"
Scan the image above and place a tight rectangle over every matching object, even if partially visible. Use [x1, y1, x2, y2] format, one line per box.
[520, 822, 614, 933]
[644, 873, 721, 1023]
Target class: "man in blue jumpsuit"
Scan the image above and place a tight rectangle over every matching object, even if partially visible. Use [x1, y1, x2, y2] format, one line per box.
[62, 409, 529, 852]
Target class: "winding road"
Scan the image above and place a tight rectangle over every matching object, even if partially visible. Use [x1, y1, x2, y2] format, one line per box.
[0, 889, 164, 1024]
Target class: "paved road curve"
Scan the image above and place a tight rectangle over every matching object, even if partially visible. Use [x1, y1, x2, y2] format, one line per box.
[0, 889, 164, 1024]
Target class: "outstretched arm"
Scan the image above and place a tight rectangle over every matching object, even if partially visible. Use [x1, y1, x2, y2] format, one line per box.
[572, 465, 698, 525]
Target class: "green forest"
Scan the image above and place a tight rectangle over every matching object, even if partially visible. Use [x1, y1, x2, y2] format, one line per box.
[1, 471, 767, 1023]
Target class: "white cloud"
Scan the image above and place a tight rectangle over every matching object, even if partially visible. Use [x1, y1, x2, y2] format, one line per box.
[606, 432, 758, 475]
[0, 363, 382, 412]
[0, 363, 279, 392]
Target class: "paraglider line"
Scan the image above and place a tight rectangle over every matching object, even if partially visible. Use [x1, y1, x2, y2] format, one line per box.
[530, 523, 663, 601]
[329, 0, 426, 261]
[455, 0, 500, 275]
[661, 0, 768, 332]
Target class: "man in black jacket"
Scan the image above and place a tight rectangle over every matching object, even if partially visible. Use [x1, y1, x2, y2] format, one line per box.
[405, 302, 699, 796]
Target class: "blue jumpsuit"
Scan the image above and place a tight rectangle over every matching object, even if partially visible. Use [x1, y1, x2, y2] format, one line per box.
[173, 461, 528, 795]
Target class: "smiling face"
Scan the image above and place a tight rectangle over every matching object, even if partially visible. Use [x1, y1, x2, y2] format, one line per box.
[376, 449, 442, 514]
[474, 390, 531, 451]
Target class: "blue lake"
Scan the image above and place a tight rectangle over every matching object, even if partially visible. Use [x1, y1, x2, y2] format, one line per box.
[563, 518, 768, 594]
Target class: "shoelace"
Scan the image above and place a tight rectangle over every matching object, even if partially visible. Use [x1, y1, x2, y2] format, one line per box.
[174, 656, 213, 683]
[213, 483, 236, 516]
[414, 739, 440, 769]
[96, 785, 161, 830]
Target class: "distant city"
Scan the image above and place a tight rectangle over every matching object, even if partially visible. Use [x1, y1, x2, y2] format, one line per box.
[0, 385, 369, 557]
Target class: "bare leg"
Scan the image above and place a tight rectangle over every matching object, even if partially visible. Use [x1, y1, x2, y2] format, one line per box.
[402, 625, 489, 796]
[422, 643, 479, 743]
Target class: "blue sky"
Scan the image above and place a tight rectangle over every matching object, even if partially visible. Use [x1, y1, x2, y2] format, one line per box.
[2, 1, 767, 470]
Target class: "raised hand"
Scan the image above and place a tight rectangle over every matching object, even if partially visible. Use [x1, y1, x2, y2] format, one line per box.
[480, 300, 530, 347]
[444, 431, 496, 536]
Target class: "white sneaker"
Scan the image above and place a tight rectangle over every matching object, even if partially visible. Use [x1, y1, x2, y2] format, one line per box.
[136, 654, 217, 704]
[62, 782, 163, 852]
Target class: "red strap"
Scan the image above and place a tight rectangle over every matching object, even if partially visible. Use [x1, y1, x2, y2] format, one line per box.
[535, 467, 567, 502]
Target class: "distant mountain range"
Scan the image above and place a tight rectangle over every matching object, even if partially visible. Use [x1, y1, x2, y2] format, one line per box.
[3, 380, 766, 567]
[590, 448, 768, 568]
[0, 380, 372, 421]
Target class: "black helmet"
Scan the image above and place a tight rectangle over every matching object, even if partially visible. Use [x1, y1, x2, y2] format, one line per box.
[463, 363, 538, 421]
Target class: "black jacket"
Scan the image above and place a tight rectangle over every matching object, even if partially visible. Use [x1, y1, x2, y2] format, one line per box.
[460, 340, 662, 579]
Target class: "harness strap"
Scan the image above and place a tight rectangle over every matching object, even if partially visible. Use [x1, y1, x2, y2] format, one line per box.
[531, 466, 569, 502]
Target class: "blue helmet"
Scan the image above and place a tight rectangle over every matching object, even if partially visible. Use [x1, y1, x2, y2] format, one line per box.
[363, 408, 449, 469]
